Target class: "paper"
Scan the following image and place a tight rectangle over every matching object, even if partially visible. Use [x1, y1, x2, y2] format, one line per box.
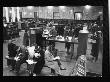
[5, 56, 9, 58]
[26, 60, 37, 64]
[53, 56, 60, 60]
[34, 53, 40, 57]
[14, 57, 20, 61]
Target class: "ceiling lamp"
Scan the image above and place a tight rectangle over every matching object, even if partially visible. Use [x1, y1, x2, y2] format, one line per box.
[59, 6, 65, 9]
[27, 6, 33, 10]
[47, 6, 53, 10]
[85, 5, 91, 10]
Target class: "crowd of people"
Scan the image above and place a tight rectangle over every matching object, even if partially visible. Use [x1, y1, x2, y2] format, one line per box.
[4, 18, 103, 76]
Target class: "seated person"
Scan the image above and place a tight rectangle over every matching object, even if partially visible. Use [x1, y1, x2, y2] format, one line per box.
[45, 46, 66, 75]
[49, 26, 57, 37]
[14, 47, 28, 73]
[32, 46, 45, 76]
[26, 44, 36, 75]
[7, 40, 19, 71]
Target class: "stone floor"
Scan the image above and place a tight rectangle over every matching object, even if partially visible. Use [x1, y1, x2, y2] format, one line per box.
[3, 31, 102, 76]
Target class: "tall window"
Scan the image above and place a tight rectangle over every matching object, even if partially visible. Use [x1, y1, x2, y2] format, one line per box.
[34, 12, 38, 18]
[34, 12, 38, 21]
[74, 12, 83, 20]
[20, 12, 22, 21]
[53, 12, 60, 19]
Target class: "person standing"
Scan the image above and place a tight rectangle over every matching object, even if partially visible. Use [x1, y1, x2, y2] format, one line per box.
[90, 31, 100, 62]
[64, 25, 71, 55]
[49, 26, 57, 51]
[23, 30, 29, 47]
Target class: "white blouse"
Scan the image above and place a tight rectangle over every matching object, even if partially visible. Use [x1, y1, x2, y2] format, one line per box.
[27, 46, 35, 58]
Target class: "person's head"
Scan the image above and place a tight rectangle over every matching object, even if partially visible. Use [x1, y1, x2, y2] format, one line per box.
[30, 43, 35, 47]
[35, 46, 41, 52]
[46, 46, 50, 51]
[8, 40, 13, 44]
[53, 26, 55, 29]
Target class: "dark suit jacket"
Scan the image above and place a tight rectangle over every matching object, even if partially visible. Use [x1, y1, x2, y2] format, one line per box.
[8, 43, 18, 57]
[33, 50, 45, 64]
[33, 50, 45, 74]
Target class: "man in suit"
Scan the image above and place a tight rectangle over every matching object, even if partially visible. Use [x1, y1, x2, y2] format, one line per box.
[32, 46, 45, 76]
[7, 41, 19, 71]
[23, 30, 29, 47]
[90, 31, 100, 62]
[15, 47, 28, 74]
[36, 30, 43, 49]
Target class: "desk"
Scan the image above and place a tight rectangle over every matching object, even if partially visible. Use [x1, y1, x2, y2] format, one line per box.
[45, 37, 79, 59]
[46, 38, 78, 44]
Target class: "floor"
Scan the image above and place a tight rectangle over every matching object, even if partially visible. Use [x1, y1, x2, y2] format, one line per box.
[3, 31, 102, 76]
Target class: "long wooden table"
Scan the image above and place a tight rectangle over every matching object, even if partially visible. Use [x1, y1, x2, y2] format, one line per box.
[46, 38, 79, 44]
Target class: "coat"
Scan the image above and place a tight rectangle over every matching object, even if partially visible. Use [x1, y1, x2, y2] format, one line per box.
[45, 50, 59, 71]
[8, 43, 18, 57]
[33, 50, 45, 74]
[23, 32, 29, 47]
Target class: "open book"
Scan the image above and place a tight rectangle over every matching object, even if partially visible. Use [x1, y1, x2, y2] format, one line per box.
[53, 56, 60, 60]
[26, 60, 37, 64]
[14, 57, 20, 61]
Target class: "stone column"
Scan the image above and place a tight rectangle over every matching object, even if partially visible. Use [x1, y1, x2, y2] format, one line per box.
[76, 26, 89, 59]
